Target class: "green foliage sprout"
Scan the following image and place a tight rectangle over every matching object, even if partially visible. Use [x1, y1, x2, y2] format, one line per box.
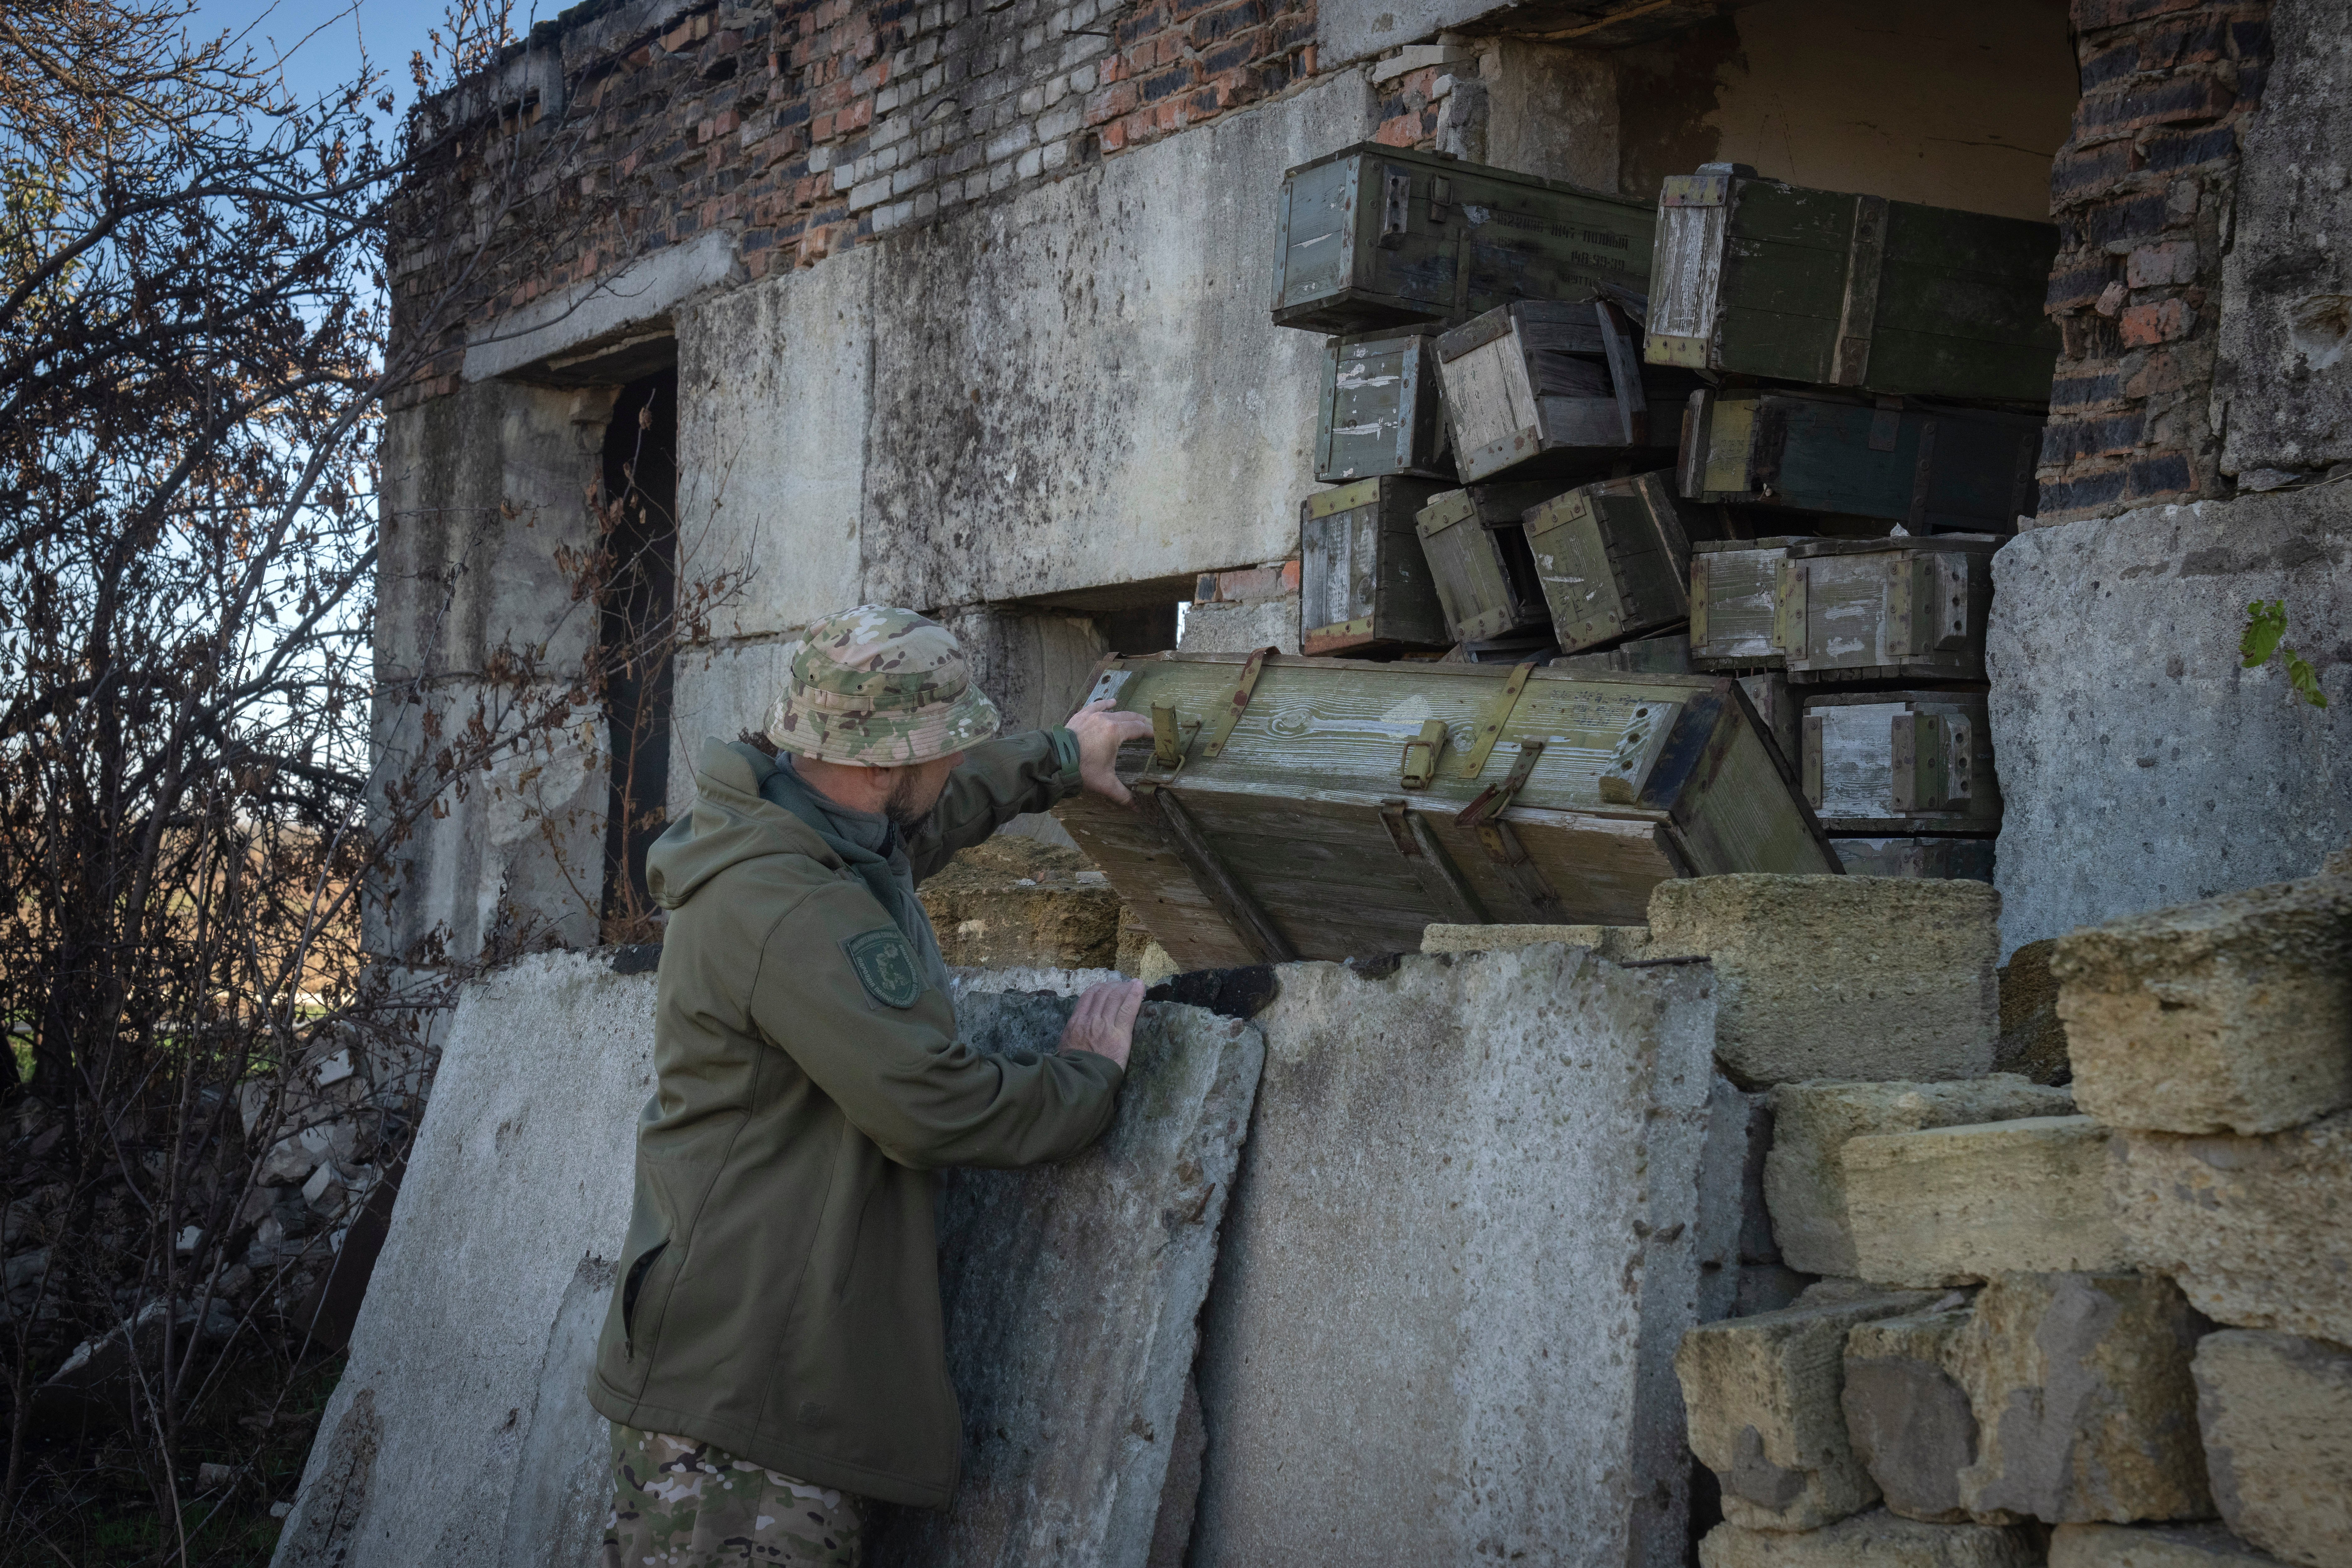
[2241, 599, 2329, 709]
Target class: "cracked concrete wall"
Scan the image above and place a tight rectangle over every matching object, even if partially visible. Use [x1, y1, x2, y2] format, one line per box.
[1987, 487, 2352, 956]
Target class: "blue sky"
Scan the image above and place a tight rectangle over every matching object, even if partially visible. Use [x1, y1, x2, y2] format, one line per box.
[190, 0, 504, 116]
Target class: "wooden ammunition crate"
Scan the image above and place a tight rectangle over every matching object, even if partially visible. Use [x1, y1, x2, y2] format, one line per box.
[1058, 652, 1841, 966]
[1434, 299, 1702, 481]
[1689, 537, 1808, 672]
[1679, 388, 2041, 532]
[1523, 471, 1744, 655]
[1414, 482, 1561, 644]
[1299, 478, 1453, 656]
[1831, 836, 1995, 883]
[1555, 635, 1798, 773]
[1781, 535, 2001, 685]
[1272, 146, 1655, 335]
[1645, 164, 2060, 403]
[1316, 327, 1456, 484]
[1802, 690, 2000, 836]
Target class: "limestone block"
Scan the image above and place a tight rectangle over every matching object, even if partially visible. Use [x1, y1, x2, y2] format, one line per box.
[1675, 1293, 1938, 1530]
[2108, 1110, 2352, 1347]
[1950, 1272, 2213, 1526]
[1699, 1512, 2040, 1568]
[2193, 1330, 2352, 1568]
[917, 837, 1123, 970]
[1845, 1305, 1979, 1524]
[1646, 875, 2000, 1087]
[1845, 1117, 2128, 1287]
[1116, 906, 1178, 982]
[1766, 1077, 2076, 1276]
[865, 992, 1265, 1567]
[1420, 923, 1652, 961]
[1189, 945, 1725, 1568]
[2050, 1524, 2286, 1568]
[1997, 938, 2071, 1084]
[2052, 873, 2352, 1136]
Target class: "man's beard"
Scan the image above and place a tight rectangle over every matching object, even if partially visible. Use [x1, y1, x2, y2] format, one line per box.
[882, 771, 938, 836]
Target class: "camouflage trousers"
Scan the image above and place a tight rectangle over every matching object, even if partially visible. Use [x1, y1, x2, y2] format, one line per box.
[603, 1424, 867, 1567]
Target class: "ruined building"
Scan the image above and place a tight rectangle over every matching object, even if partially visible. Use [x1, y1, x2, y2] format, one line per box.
[289, 0, 2352, 1563]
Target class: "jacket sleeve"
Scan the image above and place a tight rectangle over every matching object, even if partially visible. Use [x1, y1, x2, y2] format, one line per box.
[748, 880, 1122, 1171]
[906, 727, 1082, 882]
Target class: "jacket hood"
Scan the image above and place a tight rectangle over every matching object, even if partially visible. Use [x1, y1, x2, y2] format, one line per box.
[645, 739, 843, 909]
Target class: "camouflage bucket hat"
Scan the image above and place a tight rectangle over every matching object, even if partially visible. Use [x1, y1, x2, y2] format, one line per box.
[766, 605, 1001, 766]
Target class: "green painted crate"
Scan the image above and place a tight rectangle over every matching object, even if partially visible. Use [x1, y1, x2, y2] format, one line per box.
[1059, 651, 1840, 966]
[1523, 471, 1744, 655]
[1678, 387, 2041, 532]
[1316, 326, 1457, 483]
[1801, 689, 2001, 836]
[1434, 298, 1702, 481]
[1298, 477, 1453, 656]
[1272, 145, 1655, 335]
[1413, 481, 1562, 644]
[1780, 535, 2001, 685]
[1645, 163, 2060, 403]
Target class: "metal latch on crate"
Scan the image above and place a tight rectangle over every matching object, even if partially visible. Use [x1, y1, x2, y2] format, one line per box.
[1149, 705, 1199, 776]
[1892, 712, 1973, 812]
[1459, 660, 1539, 779]
[1200, 646, 1275, 762]
[1399, 720, 1448, 789]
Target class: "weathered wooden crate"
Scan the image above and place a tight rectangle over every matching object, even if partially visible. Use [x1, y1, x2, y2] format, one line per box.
[1781, 535, 2001, 685]
[1553, 632, 1798, 775]
[1299, 478, 1453, 656]
[1801, 689, 2001, 836]
[1057, 652, 1840, 967]
[1689, 537, 1805, 672]
[1413, 482, 1560, 644]
[1272, 145, 1655, 335]
[1316, 327, 1456, 483]
[1645, 164, 2060, 403]
[1831, 836, 1995, 882]
[1678, 388, 2041, 532]
[1523, 471, 1744, 655]
[1434, 299, 1702, 481]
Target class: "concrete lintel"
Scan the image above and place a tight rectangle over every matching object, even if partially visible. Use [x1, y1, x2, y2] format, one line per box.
[462, 229, 742, 385]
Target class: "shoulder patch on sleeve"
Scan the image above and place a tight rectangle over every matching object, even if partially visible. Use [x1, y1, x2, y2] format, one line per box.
[841, 927, 924, 1009]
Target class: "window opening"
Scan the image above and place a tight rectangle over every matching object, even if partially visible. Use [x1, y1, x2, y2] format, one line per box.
[597, 367, 679, 940]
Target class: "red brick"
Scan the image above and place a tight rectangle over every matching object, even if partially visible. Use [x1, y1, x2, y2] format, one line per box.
[2120, 296, 2195, 344]
[1373, 112, 1425, 148]
[2071, 0, 2204, 30]
[1099, 118, 1127, 152]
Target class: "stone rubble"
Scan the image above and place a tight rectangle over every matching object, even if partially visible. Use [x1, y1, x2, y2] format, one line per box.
[1844, 1117, 2130, 1287]
[1674, 1292, 1940, 1530]
[2191, 1329, 2352, 1568]
[1843, 1302, 1981, 1524]
[1994, 938, 2072, 1085]
[1765, 1078, 2075, 1277]
[2048, 1524, 2287, 1568]
[1698, 1510, 2041, 1568]
[1949, 1272, 2214, 1526]
[2107, 1109, 2352, 1347]
[2053, 870, 2352, 1135]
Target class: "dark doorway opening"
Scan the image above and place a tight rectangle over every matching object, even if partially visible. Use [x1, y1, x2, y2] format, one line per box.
[598, 367, 679, 939]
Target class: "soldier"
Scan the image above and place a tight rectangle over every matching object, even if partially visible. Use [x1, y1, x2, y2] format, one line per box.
[587, 605, 1155, 1566]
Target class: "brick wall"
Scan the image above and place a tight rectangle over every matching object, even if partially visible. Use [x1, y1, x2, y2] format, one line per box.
[2034, 0, 2271, 523]
[390, 0, 1316, 393]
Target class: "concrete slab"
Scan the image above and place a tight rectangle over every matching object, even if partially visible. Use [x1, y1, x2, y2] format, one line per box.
[463, 230, 742, 383]
[1700, 1511, 2040, 1568]
[275, 960, 1260, 1568]
[865, 992, 1264, 1567]
[1986, 493, 2352, 956]
[1188, 944, 1725, 1568]
[272, 952, 656, 1568]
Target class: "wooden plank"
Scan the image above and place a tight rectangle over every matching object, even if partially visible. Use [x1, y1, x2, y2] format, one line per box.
[1151, 786, 1299, 963]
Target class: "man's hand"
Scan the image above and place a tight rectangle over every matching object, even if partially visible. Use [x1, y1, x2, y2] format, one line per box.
[1064, 698, 1154, 805]
[1061, 977, 1145, 1070]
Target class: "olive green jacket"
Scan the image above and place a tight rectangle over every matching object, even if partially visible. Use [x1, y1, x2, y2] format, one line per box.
[587, 732, 1123, 1507]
